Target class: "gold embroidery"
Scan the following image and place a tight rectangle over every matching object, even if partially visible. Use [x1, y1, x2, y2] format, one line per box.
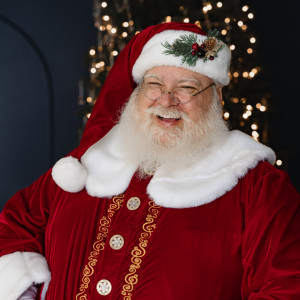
[75, 194, 124, 300]
[121, 200, 160, 299]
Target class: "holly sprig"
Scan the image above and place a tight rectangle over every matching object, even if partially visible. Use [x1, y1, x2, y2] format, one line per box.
[162, 33, 199, 67]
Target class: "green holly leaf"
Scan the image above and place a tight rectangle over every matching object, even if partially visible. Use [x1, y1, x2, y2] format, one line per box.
[162, 33, 199, 67]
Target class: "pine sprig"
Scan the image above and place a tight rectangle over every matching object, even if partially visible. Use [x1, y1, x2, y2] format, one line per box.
[162, 34, 198, 66]
[207, 29, 220, 38]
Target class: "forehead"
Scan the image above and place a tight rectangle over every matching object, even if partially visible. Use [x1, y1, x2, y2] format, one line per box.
[143, 66, 212, 84]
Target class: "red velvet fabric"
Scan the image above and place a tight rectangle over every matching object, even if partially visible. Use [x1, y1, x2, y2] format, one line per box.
[1, 162, 300, 299]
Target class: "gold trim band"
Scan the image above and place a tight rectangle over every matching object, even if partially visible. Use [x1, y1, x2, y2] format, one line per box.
[121, 200, 160, 299]
[75, 194, 124, 300]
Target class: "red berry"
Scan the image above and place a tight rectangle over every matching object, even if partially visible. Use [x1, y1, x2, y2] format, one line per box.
[209, 56, 214, 60]
[200, 43, 205, 48]
[192, 43, 200, 51]
[191, 50, 197, 55]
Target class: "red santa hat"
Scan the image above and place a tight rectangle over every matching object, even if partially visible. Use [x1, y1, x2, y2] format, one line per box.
[77, 22, 231, 153]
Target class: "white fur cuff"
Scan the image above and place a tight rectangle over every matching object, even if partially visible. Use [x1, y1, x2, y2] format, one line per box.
[0, 252, 51, 300]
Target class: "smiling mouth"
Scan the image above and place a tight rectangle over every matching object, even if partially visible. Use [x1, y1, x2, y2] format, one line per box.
[157, 115, 181, 122]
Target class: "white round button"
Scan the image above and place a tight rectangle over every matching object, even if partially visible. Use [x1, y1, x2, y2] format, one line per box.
[109, 234, 124, 250]
[127, 197, 141, 211]
[96, 279, 112, 295]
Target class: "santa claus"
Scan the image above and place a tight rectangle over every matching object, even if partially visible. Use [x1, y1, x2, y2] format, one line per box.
[0, 22, 300, 300]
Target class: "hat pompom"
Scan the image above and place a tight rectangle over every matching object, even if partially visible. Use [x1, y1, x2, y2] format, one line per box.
[51, 156, 87, 193]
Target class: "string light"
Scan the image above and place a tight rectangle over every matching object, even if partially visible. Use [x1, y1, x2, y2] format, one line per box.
[86, 97, 93, 103]
[242, 5, 249, 12]
[86, 113, 91, 119]
[242, 71, 249, 77]
[230, 45, 235, 50]
[101, 2, 107, 8]
[90, 67, 97, 74]
[166, 16, 172, 23]
[217, 2, 223, 8]
[99, 25, 106, 31]
[259, 105, 266, 112]
[252, 131, 259, 139]
[251, 68, 258, 74]
[276, 160, 283, 166]
[122, 22, 129, 27]
[246, 105, 253, 111]
[250, 37, 256, 43]
[122, 32, 128, 38]
[223, 112, 230, 120]
[224, 17, 230, 23]
[238, 21, 243, 27]
[247, 48, 253, 54]
[248, 13, 254, 19]
[111, 27, 117, 34]
[241, 24, 247, 31]
[96, 61, 105, 68]
[195, 21, 201, 27]
[89, 49, 96, 56]
[206, 3, 212, 10]
[112, 50, 118, 56]
[233, 72, 239, 77]
[106, 24, 112, 30]
[184, 18, 190, 22]
[102, 15, 110, 21]
[221, 29, 227, 35]
[251, 124, 258, 130]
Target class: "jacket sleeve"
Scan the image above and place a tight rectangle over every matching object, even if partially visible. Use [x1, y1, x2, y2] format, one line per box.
[0, 169, 56, 300]
[241, 163, 300, 299]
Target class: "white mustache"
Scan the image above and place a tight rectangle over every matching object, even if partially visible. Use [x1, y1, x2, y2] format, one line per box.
[146, 106, 190, 121]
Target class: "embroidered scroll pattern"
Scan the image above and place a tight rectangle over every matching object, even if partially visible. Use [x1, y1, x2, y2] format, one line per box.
[121, 200, 161, 300]
[75, 194, 124, 300]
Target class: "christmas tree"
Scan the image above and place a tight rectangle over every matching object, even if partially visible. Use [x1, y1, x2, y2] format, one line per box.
[78, 0, 282, 167]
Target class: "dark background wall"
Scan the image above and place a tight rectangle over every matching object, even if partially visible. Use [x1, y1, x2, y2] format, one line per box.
[0, 0, 97, 210]
[0, 0, 299, 210]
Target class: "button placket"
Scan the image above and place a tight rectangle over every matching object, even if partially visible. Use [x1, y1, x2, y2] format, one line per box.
[91, 176, 151, 298]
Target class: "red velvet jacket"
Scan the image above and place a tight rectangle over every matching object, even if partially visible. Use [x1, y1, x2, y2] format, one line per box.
[0, 161, 300, 299]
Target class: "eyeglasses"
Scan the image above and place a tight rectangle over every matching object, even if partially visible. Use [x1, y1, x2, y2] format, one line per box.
[140, 82, 215, 104]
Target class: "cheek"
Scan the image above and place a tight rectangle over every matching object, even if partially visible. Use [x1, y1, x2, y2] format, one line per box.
[137, 94, 157, 116]
[184, 97, 212, 122]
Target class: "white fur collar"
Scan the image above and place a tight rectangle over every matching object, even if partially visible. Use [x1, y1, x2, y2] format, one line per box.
[52, 126, 275, 208]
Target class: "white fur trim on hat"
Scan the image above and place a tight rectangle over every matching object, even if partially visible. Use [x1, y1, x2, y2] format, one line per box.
[132, 30, 231, 86]
[0, 251, 51, 300]
[52, 156, 87, 193]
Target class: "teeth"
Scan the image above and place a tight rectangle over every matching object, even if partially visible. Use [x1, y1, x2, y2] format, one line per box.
[157, 113, 179, 119]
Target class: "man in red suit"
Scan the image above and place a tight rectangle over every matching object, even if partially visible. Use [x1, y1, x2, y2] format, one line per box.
[0, 22, 300, 300]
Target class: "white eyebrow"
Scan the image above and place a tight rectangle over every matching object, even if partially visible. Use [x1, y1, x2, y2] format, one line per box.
[177, 78, 202, 85]
[143, 74, 162, 80]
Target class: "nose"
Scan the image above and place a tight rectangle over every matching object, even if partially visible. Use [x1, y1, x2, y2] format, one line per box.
[158, 91, 179, 107]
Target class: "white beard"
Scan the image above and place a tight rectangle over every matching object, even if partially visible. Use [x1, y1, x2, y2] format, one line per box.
[116, 86, 229, 178]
